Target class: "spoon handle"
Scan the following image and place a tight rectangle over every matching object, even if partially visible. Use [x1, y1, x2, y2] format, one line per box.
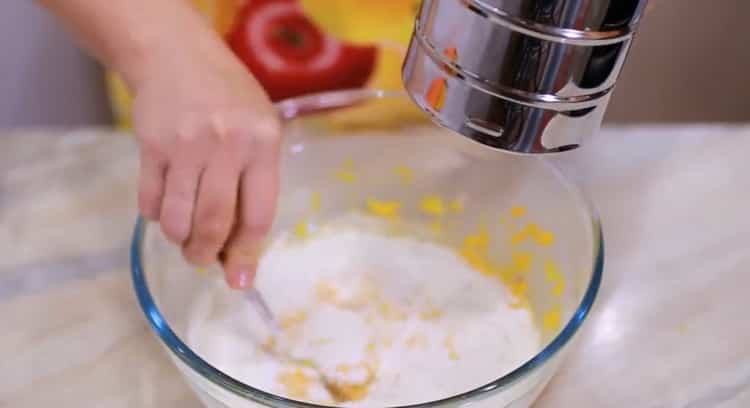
[244, 288, 282, 335]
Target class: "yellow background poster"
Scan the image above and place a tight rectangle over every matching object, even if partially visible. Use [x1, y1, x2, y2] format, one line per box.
[107, 0, 421, 129]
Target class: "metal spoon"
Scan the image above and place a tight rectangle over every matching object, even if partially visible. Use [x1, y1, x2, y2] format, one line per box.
[243, 289, 282, 335]
[244, 289, 347, 400]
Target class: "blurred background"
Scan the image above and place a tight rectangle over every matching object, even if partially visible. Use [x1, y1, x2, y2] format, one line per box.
[1, 0, 748, 128]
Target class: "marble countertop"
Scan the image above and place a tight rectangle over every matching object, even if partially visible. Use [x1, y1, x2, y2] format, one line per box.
[1, 126, 749, 407]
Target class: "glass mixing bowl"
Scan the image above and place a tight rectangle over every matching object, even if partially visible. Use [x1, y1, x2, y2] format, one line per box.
[131, 90, 603, 408]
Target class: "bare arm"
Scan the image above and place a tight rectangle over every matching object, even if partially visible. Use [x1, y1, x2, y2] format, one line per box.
[39, 0, 224, 89]
[39, 0, 281, 289]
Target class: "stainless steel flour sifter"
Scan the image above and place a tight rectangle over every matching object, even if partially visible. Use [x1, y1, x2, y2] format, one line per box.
[403, 0, 649, 153]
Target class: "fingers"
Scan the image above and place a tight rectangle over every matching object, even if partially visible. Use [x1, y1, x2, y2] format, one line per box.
[181, 146, 242, 266]
[142, 110, 281, 288]
[160, 158, 203, 245]
[138, 149, 166, 221]
[223, 134, 281, 289]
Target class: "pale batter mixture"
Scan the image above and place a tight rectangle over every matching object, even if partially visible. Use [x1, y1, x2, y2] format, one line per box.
[187, 218, 540, 406]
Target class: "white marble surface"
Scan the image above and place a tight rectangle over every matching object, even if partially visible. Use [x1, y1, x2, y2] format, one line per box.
[1, 126, 749, 407]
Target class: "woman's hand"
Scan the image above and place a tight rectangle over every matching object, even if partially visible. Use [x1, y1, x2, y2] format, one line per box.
[132, 43, 281, 289]
[39, 0, 281, 288]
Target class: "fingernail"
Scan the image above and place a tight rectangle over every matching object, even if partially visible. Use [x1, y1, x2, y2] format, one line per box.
[226, 266, 256, 290]
[236, 270, 253, 289]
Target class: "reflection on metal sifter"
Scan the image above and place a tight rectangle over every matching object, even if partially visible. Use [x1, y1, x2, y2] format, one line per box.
[403, 0, 649, 153]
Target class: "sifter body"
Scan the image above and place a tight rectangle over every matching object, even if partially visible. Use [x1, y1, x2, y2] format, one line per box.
[403, 0, 649, 154]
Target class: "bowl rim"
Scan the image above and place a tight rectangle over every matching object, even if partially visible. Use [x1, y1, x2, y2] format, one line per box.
[130, 89, 604, 407]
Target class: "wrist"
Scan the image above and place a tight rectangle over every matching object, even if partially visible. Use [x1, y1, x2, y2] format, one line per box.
[113, 7, 233, 93]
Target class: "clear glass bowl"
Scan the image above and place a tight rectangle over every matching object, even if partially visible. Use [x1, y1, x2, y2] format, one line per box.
[131, 90, 603, 408]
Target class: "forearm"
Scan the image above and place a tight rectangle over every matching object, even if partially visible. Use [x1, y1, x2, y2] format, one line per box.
[38, 0, 231, 90]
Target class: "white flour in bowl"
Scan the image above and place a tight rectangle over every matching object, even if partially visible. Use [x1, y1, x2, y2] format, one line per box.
[187, 221, 540, 406]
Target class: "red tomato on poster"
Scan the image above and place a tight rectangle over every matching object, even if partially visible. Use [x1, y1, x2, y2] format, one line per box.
[227, 0, 377, 101]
